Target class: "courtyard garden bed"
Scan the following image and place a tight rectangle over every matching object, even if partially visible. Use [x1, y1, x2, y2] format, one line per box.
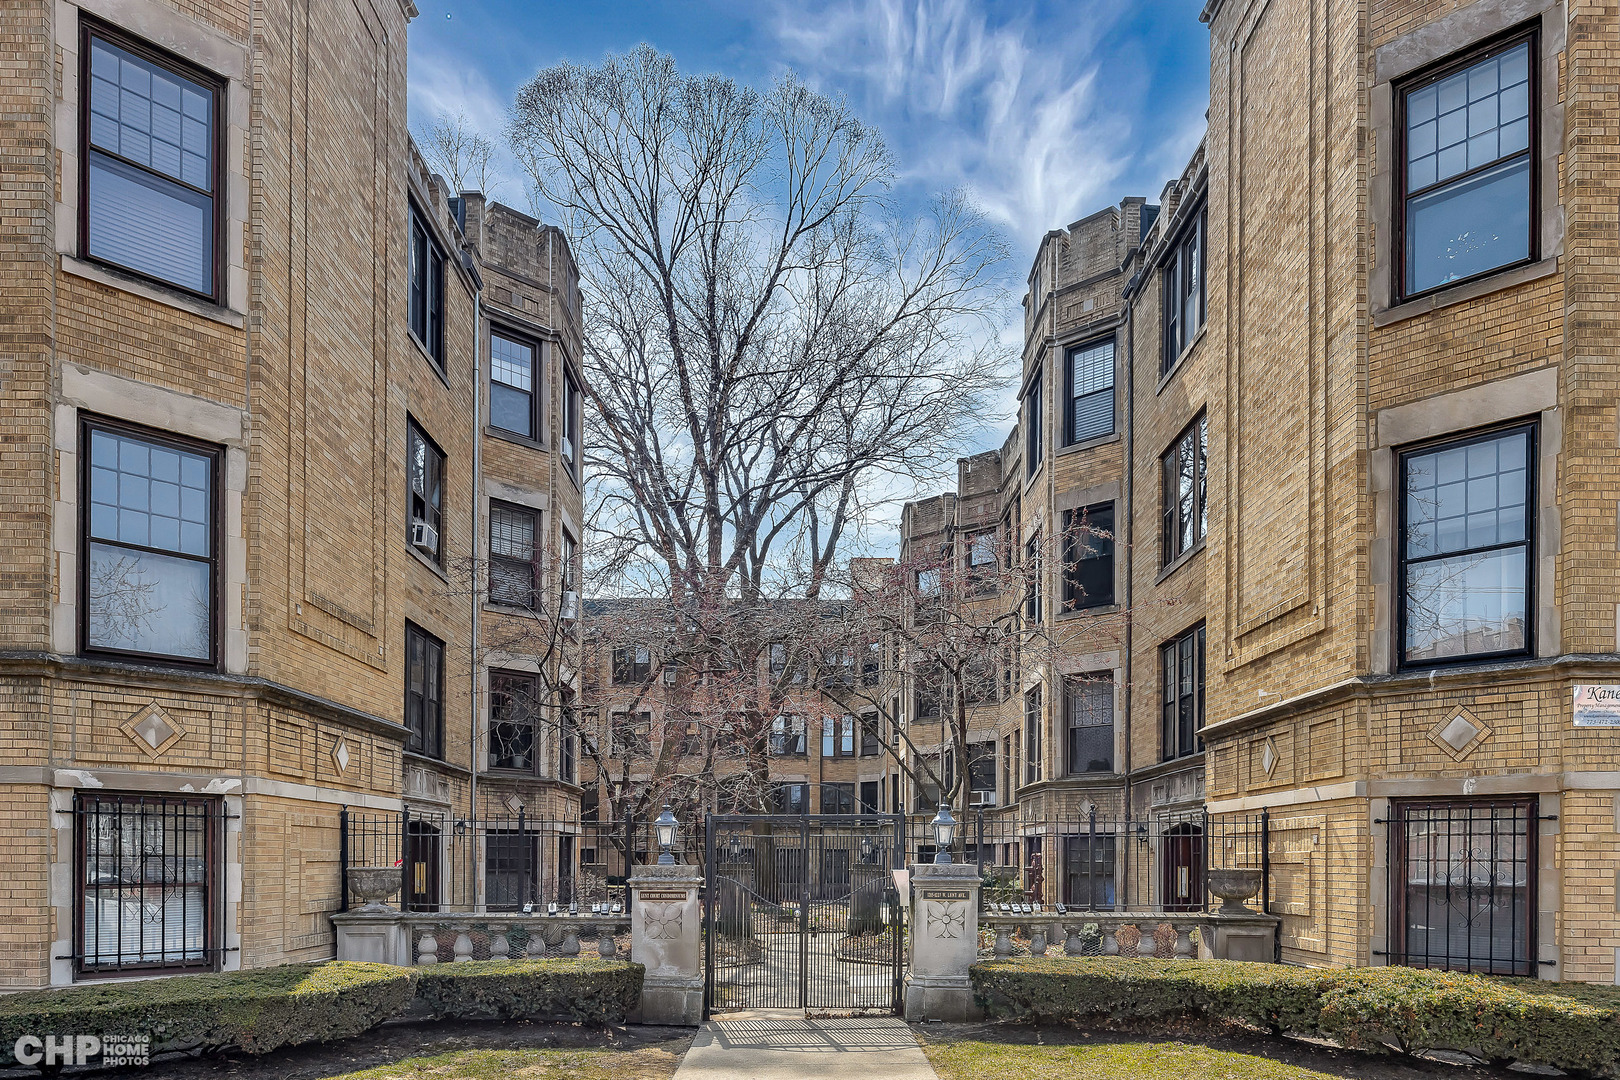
[972, 957, 1620, 1076]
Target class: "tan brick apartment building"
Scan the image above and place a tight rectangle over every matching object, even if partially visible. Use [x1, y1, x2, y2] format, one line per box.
[899, 0, 1620, 981]
[0, 0, 584, 986]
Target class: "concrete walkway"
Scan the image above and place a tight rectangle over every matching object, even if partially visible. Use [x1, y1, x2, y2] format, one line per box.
[672, 1012, 940, 1080]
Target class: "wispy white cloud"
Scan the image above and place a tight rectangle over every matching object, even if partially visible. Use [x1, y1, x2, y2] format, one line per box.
[406, 41, 527, 200]
[761, 0, 1159, 250]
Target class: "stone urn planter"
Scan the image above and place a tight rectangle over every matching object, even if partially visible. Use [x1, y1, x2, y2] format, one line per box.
[348, 866, 402, 912]
[1205, 868, 1263, 915]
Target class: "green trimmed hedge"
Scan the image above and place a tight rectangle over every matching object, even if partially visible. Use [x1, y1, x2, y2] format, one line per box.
[414, 959, 644, 1024]
[971, 958, 1620, 1076]
[0, 961, 416, 1067]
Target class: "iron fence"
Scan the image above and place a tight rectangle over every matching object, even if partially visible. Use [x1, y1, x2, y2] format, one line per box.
[340, 807, 694, 914]
[903, 808, 1270, 915]
[340, 805, 1269, 919]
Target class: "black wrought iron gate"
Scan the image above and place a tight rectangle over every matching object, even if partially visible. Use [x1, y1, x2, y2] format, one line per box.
[704, 814, 905, 1016]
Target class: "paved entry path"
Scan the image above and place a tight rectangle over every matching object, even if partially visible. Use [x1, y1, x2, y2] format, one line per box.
[672, 1012, 940, 1080]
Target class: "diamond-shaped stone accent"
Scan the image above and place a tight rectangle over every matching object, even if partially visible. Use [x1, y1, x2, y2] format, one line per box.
[120, 704, 184, 758]
[1261, 738, 1278, 777]
[1426, 707, 1490, 760]
[1438, 714, 1480, 752]
[330, 738, 351, 774]
[503, 793, 524, 814]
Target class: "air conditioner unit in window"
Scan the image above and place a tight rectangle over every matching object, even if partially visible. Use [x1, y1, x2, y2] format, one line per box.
[560, 590, 580, 620]
[969, 790, 997, 808]
[410, 520, 439, 557]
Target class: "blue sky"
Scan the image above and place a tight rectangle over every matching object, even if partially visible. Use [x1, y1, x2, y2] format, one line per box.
[407, 1, 1211, 549]
[407, 0, 1211, 256]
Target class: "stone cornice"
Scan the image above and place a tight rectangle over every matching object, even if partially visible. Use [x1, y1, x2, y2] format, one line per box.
[0, 651, 409, 743]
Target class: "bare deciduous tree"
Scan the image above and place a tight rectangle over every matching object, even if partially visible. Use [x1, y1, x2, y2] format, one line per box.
[509, 45, 1011, 605]
[416, 109, 501, 195]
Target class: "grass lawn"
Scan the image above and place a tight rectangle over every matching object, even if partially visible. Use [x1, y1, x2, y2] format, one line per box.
[914, 1025, 1510, 1080]
[315, 1042, 687, 1080]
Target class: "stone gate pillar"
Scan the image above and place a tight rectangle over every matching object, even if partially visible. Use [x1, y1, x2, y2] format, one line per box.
[628, 864, 703, 1025]
[905, 862, 984, 1021]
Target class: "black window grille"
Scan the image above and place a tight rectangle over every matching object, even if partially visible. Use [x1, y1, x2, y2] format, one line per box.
[1025, 366, 1043, 476]
[1389, 797, 1536, 976]
[821, 783, 855, 815]
[75, 793, 222, 976]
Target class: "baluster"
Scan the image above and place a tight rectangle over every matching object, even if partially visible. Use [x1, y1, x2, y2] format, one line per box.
[1174, 923, 1194, 959]
[526, 924, 546, 958]
[1102, 924, 1120, 956]
[490, 925, 510, 960]
[597, 923, 615, 958]
[1029, 925, 1048, 956]
[561, 924, 581, 956]
[452, 925, 474, 962]
[1064, 924, 1083, 956]
[994, 926, 1013, 959]
[1136, 923, 1154, 958]
[416, 929, 439, 965]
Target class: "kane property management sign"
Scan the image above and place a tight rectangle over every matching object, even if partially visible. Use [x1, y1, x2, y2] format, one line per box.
[1573, 685, 1620, 727]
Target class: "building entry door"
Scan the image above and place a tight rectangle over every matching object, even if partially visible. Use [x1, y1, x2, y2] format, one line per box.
[704, 814, 904, 1016]
[1161, 821, 1204, 911]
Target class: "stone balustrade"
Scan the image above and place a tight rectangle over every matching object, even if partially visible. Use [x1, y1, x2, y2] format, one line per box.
[977, 908, 1278, 963]
[333, 908, 630, 968]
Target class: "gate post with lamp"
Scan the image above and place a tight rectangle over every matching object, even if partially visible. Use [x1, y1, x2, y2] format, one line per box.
[629, 806, 703, 1025]
[905, 804, 984, 1021]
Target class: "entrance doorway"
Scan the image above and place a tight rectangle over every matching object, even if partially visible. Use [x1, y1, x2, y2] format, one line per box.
[1161, 821, 1204, 911]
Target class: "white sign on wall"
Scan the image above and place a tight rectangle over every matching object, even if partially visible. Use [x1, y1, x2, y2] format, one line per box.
[1572, 685, 1620, 727]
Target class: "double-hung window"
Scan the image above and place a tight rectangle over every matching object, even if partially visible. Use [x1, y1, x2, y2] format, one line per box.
[821, 783, 855, 815]
[405, 623, 445, 759]
[488, 670, 540, 771]
[82, 24, 221, 299]
[1161, 206, 1206, 371]
[1024, 367, 1043, 476]
[610, 712, 651, 757]
[1161, 625, 1205, 761]
[1399, 424, 1533, 664]
[488, 501, 538, 607]
[822, 715, 855, 757]
[490, 329, 541, 440]
[770, 715, 807, 756]
[1023, 684, 1043, 786]
[1062, 502, 1115, 611]
[612, 646, 652, 684]
[1399, 33, 1536, 299]
[1066, 675, 1114, 774]
[1162, 414, 1208, 565]
[1064, 339, 1115, 444]
[409, 205, 446, 368]
[83, 419, 218, 664]
[407, 420, 445, 565]
[1024, 532, 1043, 624]
[561, 368, 582, 475]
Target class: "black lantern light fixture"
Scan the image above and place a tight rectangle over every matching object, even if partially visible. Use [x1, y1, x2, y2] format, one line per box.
[655, 804, 679, 865]
[930, 803, 956, 864]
